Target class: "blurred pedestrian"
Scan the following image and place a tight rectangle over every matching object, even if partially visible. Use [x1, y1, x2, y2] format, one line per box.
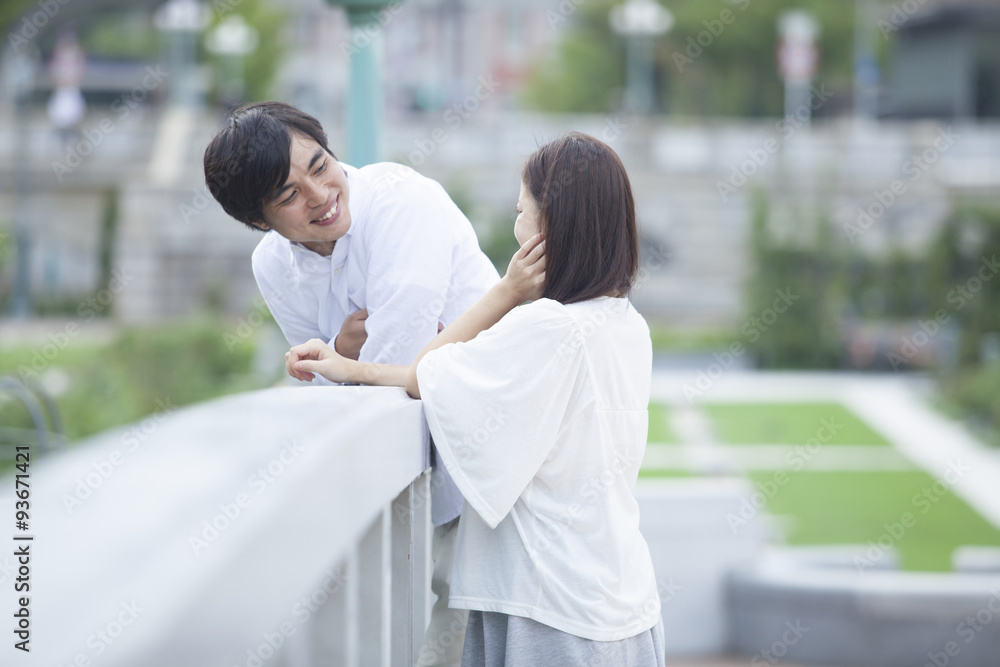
[46, 28, 87, 150]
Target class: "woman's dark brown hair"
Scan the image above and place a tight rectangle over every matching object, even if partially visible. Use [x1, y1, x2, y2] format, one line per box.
[522, 132, 639, 304]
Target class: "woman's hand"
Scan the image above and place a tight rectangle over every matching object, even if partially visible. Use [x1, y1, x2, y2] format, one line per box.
[285, 338, 351, 383]
[502, 233, 546, 304]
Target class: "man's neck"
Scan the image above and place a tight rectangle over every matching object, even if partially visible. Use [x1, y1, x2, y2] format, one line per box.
[301, 240, 336, 256]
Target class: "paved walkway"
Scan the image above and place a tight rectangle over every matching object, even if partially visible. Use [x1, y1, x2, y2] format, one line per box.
[649, 370, 1000, 531]
[644, 443, 916, 471]
[665, 659, 851, 667]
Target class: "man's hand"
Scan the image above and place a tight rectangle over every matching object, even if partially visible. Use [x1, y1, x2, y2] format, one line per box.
[501, 233, 546, 304]
[334, 308, 368, 360]
[286, 338, 352, 383]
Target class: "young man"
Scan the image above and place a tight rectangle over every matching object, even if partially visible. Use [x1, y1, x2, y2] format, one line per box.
[203, 102, 498, 666]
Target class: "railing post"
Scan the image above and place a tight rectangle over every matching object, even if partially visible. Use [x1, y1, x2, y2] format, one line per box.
[410, 472, 433, 664]
[303, 556, 352, 665]
[391, 489, 412, 666]
[381, 501, 393, 667]
[300, 472, 431, 667]
[391, 473, 435, 665]
[346, 549, 360, 666]
[359, 512, 386, 664]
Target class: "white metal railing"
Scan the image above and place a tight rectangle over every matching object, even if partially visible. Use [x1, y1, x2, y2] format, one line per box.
[11, 385, 432, 666]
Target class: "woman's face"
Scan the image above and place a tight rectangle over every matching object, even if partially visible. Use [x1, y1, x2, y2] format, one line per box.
[514, 181, 541, 246]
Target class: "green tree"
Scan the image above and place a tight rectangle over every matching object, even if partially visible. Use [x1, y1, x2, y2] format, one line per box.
[3, 0, 287, 105]
[203, 0, 289, 104]
[83, 11, 164, 59]
[926, 205, 1000, 366]
[0, 0, 39, 37]
[523, 0, 624, 112]
[524, 0, 861, 116]
[931, 204, 1000, 445]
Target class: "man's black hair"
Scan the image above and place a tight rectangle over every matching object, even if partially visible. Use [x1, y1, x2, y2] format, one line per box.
[203, 101, 335, 230]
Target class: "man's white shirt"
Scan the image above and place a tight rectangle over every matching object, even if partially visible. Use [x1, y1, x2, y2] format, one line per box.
[251, 161, 500, 525]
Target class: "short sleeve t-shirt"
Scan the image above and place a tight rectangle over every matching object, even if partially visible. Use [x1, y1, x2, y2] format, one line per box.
[416, 297, 660, 641]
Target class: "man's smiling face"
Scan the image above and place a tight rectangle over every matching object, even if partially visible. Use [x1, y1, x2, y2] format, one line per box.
[254, 133, 351, 256]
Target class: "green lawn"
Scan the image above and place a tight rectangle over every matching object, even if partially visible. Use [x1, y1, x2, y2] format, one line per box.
[648, 402, 676, 443]
[638, 467, 692, 478]
[640, 401, 998, 571]
[704, 402, 889, 446]
[747, 470, 1000, 571]
[648, 326, 729, 353]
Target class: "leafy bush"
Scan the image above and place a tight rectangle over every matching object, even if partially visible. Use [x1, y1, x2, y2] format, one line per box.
[744, 193, 841, 368]
[0, 317, 265, 442]
[925, 205, 1000, 366]
[944, 364, 1000, 447]
[0, 221, 12, 313]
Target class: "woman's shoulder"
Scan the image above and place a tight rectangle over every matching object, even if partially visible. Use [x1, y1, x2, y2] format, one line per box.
[489, 298, 647, 346]
[506, 298, 573, 324]
[479, 299, 575, 347]
[508, 297, 647, 328]
[561, 296, 646, 323]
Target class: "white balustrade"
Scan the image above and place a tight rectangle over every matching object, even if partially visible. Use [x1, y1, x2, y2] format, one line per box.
[4, 385, 432, 666]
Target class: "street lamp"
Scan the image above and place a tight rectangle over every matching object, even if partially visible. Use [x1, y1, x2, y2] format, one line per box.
[777, 10, 820, 122]
[853, 0, 879, 119]
[154, 0, 210, 106]
[205, 14, 260, 106]
[6, 47, 40, 317]
[609, 0, 674, 114]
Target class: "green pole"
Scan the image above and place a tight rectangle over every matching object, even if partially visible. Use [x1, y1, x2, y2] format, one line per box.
[346, 9, 382, 167]
[325, 1, 401, 167]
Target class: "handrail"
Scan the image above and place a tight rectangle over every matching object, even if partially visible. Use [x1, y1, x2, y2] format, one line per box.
[0, 375, 66, 454]
[17, 385, 432, 666]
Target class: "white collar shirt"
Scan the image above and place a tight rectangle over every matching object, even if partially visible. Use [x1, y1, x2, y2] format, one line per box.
[251, 162, 500, 524]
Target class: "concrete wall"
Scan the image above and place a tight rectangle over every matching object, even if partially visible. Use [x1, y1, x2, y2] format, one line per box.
[3, 110, 999, 326]
[635, 477, 772, 655]
[727, 550, 1000, 666]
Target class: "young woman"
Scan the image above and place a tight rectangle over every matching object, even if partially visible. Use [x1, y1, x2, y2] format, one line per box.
[286, 132, 664, 665]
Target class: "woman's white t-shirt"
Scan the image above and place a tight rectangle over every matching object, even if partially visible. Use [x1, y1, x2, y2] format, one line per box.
[416, 296, 660, 641]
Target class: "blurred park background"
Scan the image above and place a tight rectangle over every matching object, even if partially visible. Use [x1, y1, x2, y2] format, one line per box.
[2, 0, 1000, 664]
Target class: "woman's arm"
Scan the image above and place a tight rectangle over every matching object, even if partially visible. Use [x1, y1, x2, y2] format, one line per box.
[288, 233, 546, 397]
[403, 233, 545, 397]
[284, 344, 410, 387]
